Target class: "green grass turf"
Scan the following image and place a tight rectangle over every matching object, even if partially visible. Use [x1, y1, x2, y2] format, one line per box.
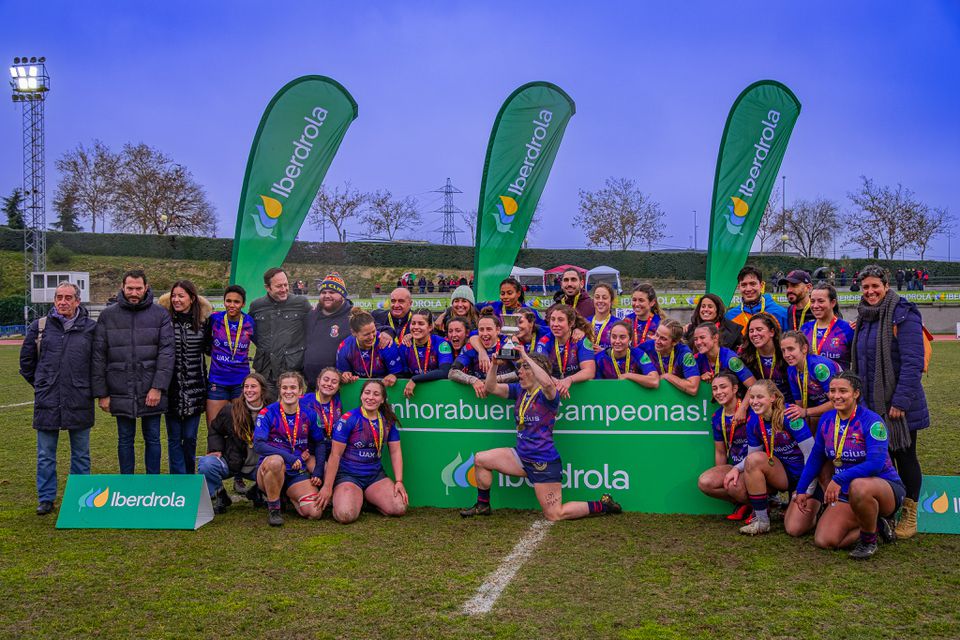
[1, 343, 960, 639]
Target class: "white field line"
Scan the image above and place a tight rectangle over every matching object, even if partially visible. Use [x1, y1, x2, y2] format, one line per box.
[462, 519, 554, 616]
[0, 401, 33, 409]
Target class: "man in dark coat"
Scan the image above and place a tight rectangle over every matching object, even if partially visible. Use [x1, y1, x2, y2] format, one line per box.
[249, 267, 311, 384]
[373, 287, 413, 342]
[92, 269, 174, 474]
[303, 273, 353, 391]
[19, 282, 97, 515]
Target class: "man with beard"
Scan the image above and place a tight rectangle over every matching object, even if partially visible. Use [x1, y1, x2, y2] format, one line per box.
[780, 270, 813, 332]
[552, 268, 595, 319]
[303, 273, 354, 392]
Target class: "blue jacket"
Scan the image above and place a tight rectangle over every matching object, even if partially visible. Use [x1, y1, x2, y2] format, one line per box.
[724, 293, 788, 332]
[853, 298, 929, 431]
[19, 306, 97, 431]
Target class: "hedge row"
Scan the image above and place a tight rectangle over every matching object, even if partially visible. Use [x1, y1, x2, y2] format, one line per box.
[2, 226, 959, 280]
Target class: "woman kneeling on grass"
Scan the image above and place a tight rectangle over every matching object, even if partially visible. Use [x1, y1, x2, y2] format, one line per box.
[792, 372, 905, 560]
[254, 372, 328, 527]
[738, 380, 816, 536]
[697, 372, 751, 521]
[317, 379, 408, 523]
[197, 372, 272, 514]
[460, 349, 622, 520]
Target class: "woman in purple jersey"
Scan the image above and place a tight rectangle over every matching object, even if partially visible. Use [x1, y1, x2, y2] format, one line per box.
[737, 380, 816, 536]
[317, 379, 408, 523]
[781, 331, 840, 428]
[460, 349, 622, 520]
[793, 372, 906, 559]
[801, 283, 854, 371]
[698, 372, 751, 520]
[448, 312, 513, 397]
[444, 316, 470, 360]
[623, 283, 662, 347]
[335, 309, 402, 386]
[643, 319, 701, 396]
[593, 321, 659, 387]
[589, 283, 617, 351]
[739, 312, 793, 404]
[204, 284, 254, 424]
[535, 304, 596, 399]
[401, 309, 454, 398]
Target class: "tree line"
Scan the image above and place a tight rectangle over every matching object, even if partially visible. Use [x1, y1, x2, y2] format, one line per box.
[0, 139, 953, 260]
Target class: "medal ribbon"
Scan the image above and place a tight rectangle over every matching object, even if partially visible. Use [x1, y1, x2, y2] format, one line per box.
[517, 386, 541, 431]
[363, 409, 386, 457]
[812, 317, 837, 356]
[758, 349, 776, 380]
[389, 312, 410, 343]
[315, 393, 340, 437]
[758, 416, 774, 465]
[593, 315, 611, 346]
[362, 338, 379, 378]
[796, 360, 810, 409]
[224, 314, 243, 358]
[657, 348, 675, 375]
[793, 302, 810, 331]
[280, 405, 302, 454]
[722, 400, 741, 456]
[611, 348, 631, 377]
[833, 407, 856, 464]
[412, 337, 432, 374]
[554, 338, 571, 375]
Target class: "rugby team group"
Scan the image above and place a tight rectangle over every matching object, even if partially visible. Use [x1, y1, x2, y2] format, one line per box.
[19, 263, 929, 559]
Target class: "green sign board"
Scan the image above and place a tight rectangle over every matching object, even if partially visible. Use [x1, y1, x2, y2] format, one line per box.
[918, 475, 960, 534]
[56, 474, 213, 530]
[340, 380, 725, 514]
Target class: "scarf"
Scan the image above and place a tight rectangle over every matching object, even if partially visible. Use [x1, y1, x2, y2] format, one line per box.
[852, 289, 909, 451]
[51, 309, 77, 332]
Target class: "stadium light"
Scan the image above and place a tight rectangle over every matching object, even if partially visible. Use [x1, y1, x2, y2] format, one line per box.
[9, 56, 49, 97]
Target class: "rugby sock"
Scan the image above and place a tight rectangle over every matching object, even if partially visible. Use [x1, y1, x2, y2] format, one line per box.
[588, 501, 603, 514]
[860, 530, 878, 545]
[748, 494, 769, 522]
[477, 488, 490, 504]
[267, 499, 281, 511]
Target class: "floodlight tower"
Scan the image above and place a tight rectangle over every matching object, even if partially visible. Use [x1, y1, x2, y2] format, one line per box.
[10, 56, 50, 320]
[433, 177, 463, 245]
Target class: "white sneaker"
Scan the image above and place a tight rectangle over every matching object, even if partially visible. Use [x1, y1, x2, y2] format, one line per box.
[739, 518, 771, 535]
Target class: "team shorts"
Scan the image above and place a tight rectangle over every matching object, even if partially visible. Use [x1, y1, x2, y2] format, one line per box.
[836, 478, 906, 515]
[256, 462, 313, 493]
[207, 381, 243, 401]
[513, 450, 563, 484]
[335, 467, 388, 491]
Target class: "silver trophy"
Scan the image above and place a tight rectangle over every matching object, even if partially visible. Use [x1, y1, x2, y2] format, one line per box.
[499, 313, 521, 361]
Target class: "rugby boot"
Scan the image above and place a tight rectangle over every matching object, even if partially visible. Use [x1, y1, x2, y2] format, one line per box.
[600, 493, 622, 514]
[849, 539, 878, 560]
[877, 516, 897, 544]
[459, 502, 493, 517]
[739, 517, 770, 535]
[267, 508, 284, 527]
[894, 498, 918, 539]
[726, 504, 752, 521]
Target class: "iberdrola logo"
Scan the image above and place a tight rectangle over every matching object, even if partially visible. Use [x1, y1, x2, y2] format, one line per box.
[78, 487, 110, 510]
[254, 195, 283, 238]
[441, 453, 477, 495]
[725, 196, 749, 235]
[494, 196, 519, 233]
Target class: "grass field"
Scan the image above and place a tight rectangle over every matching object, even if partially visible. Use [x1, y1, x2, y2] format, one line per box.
[2, 344, 960, 639]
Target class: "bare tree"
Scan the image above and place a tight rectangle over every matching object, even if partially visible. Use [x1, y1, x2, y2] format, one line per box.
[459, 209, 477, 242]
[755, 185, 783, 252]
[54, 140, 118, 233]
[110, 143, 216, 235]
[909, 206, 953, 260]
[781, 197, 839, 258]
[846, 176, 926, 260]
[362, 190, 422, 240]
[308, 182, 366, 242]
[573, 177, 665, 250]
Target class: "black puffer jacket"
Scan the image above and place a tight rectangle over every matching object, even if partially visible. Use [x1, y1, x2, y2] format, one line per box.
[92, 288, 175, 418]
[158, 293, 212, 418]
[19, 306, 97, 431]
[206, 403, 256, 474]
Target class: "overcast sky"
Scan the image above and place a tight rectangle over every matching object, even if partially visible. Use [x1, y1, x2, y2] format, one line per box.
[2, 1, 958, 260]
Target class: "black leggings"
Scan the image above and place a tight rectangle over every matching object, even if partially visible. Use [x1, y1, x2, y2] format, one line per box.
[891, 430, 923, 501]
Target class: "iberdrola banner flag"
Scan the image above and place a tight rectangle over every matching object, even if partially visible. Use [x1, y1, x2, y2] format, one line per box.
[473, 82, 575, 302]
[230, 76, 357, 296]
[705, 80, 801, 304]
